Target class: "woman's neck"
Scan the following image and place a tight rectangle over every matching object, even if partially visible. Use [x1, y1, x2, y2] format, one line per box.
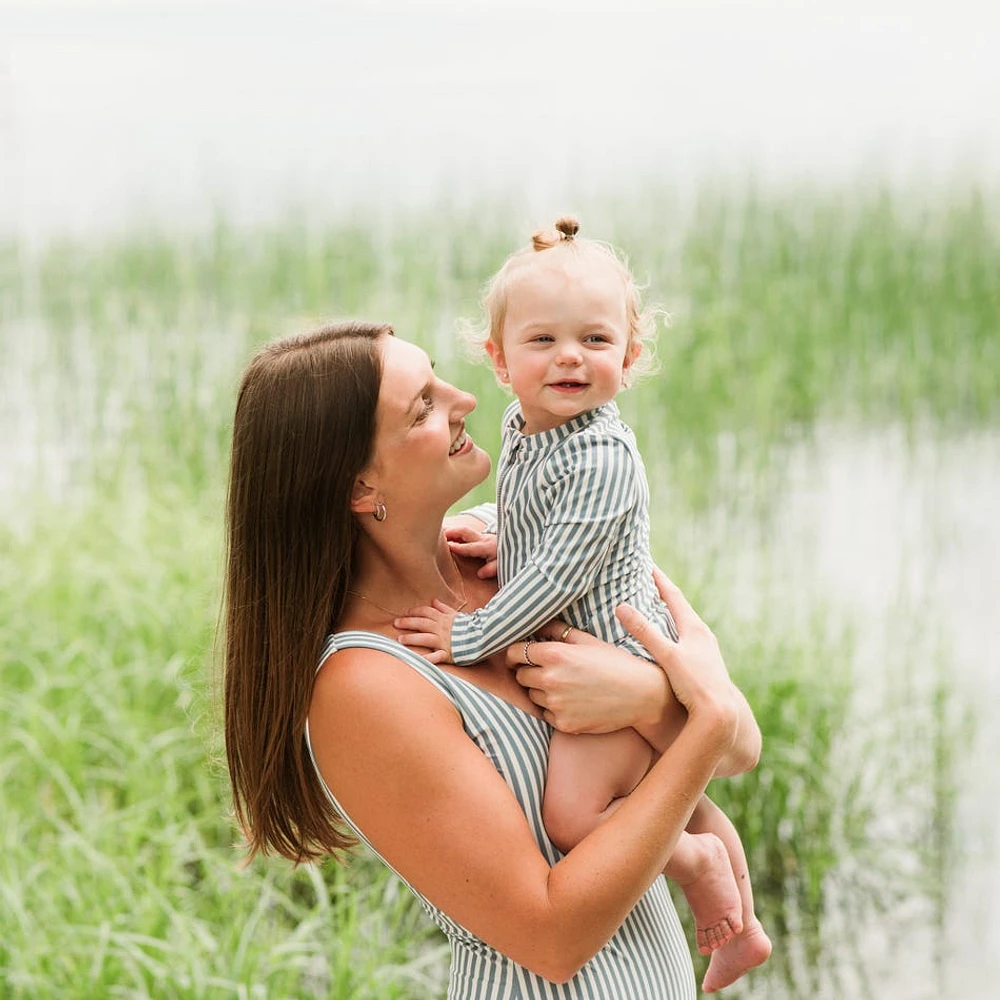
[348, 521, 467, 621]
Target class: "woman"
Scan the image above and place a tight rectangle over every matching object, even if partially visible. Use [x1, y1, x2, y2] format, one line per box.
[223, 321, 761, 998]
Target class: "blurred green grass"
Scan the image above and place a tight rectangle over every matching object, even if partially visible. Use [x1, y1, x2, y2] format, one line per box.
[1, 183, 993, 997]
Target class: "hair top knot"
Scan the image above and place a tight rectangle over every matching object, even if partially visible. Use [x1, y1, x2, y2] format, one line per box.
[555, 215, 579, 240]
[531, 214, 581, 251]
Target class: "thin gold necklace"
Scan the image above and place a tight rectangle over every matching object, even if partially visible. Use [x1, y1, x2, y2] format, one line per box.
[347, 576, 469, 619]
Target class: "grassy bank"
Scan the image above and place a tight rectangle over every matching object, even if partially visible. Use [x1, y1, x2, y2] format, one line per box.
[2, 183, 990, 997]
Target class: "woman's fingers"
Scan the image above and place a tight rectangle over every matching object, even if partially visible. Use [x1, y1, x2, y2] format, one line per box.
[615, 602, 678, 666]
[533, 619, 601, 646]
[514, 665, 544, 694]
[502, 626, 583, 669]
[620, 578, 739, 741]
[517, 671, 548, 707]
[651, 568, 705, 636]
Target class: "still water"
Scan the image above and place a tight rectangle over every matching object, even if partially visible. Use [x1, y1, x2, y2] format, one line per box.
[665, 424, 1000, 997]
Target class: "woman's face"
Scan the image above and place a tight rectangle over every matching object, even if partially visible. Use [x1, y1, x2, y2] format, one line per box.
[368, 336, 491, 516]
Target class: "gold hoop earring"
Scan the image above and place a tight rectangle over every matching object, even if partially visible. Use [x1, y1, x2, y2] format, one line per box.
[373, 501, 387, 522]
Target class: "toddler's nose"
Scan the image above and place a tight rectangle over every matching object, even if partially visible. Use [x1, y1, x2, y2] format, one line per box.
[555, 343, 582, 365]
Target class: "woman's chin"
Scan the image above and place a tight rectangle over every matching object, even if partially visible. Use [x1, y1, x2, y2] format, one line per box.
[464, 444, 491, 477]
[453, 449, 492, 500]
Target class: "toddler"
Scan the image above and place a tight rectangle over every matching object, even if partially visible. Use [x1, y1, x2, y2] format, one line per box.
[399, 216, 771, 993]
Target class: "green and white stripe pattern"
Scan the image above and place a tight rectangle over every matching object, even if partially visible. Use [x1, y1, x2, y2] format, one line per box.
[306, 630, 695, 999]
[450, 402, 677, 666]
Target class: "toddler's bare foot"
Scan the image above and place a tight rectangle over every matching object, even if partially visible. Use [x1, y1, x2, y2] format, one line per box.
[672, 833, 743, 954]
[701, 918, 772, 993]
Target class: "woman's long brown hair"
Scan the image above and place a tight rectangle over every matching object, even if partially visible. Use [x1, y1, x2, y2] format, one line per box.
[223, 321, 391, 862]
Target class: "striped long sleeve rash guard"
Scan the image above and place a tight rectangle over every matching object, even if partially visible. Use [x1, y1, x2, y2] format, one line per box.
[449, 400, 676, 666]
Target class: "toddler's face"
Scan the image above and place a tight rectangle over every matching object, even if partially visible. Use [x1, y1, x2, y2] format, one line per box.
[488, 255, 637, 434]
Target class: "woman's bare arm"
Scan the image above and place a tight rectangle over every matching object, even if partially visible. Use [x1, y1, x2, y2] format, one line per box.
[309, 638, 737, 983]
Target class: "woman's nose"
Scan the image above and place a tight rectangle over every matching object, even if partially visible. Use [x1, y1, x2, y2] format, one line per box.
[453, 387, 477, 416]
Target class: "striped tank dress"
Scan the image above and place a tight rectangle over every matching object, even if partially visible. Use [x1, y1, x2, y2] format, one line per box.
[304, 630, 696, 1000]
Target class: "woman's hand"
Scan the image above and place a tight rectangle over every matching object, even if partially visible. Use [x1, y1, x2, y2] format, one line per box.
[617, 570, 737, 726]
[619, 570, 757, 771]
[510, 572, 759, 772]
[507, 622, 675, 735]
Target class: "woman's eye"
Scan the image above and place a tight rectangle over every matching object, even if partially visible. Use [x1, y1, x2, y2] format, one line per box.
[414, 396, 435, 423]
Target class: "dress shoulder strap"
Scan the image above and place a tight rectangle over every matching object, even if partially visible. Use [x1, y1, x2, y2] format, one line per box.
[317, 629, 459, 700]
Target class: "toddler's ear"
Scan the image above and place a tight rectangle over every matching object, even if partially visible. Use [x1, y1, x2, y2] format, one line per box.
[485, 341, 509, 384]
[624, 339, 642, 369]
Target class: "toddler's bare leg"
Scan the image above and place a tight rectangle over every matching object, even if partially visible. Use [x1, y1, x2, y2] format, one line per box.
[542, 728, 653, 854]
[544, 730, 747, 957]
[687, 796, 772, 993]
[663, 830, 743, 953]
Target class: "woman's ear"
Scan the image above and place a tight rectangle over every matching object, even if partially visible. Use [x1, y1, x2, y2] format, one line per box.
[350, 477, 378, 516]
[485, 340, 509, 384]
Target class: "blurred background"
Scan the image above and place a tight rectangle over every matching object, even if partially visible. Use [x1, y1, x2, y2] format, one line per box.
[2, 1, 997, 997]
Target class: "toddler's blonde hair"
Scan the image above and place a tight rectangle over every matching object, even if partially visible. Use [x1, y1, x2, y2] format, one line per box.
[464, 215, 662, 386]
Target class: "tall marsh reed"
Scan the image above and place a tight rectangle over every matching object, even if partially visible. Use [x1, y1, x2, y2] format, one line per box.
[2, 183, 994, 997]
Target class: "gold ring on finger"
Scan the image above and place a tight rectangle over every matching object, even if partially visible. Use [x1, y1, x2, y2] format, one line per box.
[523, 640, 536, 666]
[558, 624, 573, 642]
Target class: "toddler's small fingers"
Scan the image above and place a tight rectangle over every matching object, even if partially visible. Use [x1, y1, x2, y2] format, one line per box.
[401, 605, 439, 620]
[444, 526, 478, 543]
[450, 540, 492, 558]
[397, 631, 441, 648]
[394, 615, 435, 631]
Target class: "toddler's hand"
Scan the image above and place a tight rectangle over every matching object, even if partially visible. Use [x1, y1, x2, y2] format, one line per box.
[395, 599, 459, 665]
[445, 525, 498, 579]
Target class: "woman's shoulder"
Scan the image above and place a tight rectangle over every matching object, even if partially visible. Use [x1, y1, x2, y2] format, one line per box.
[316, 630, 435, 687]
[312, 634, 461, 734]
